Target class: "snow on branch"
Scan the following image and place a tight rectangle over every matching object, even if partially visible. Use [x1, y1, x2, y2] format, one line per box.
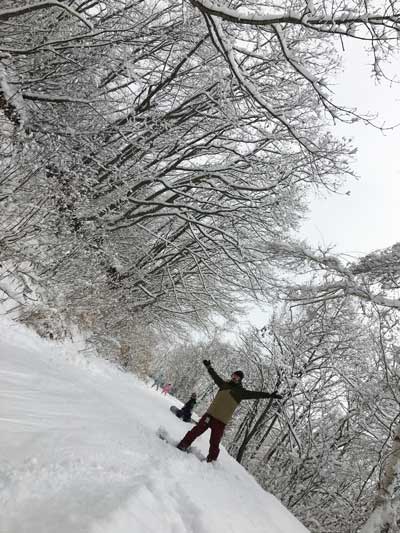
[271, 23, 337, 119]
[191, 0, 304, 24]
[0, 1, 93, 30]
[190, 0, 399, 34]
[267, 240, 349, 276]
[268, 240, 400, 310]
[289, 281, 400, 310]
[0, 63, 29, 131]
[204, 14, 316, 152]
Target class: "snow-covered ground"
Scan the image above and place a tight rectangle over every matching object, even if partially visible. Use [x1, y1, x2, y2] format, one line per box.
[0, 317, 309, 533]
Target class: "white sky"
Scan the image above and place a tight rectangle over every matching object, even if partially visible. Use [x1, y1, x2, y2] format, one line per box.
[301, 42, 400, 257]
[245, 42, 400, 329]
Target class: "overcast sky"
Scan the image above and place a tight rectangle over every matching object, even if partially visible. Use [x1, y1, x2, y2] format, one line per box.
[300, 43, 400, 258]
[245, 42, 400, 329]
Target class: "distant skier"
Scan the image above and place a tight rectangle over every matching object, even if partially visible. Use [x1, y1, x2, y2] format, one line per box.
[161, 383, 173, 395]
[175, 392, 197, 422]
[177, 360, 282, 463]
[151, 374, 163, 391]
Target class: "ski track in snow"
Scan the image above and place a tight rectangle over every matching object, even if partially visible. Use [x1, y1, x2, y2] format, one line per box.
[0, 317, 309, 533]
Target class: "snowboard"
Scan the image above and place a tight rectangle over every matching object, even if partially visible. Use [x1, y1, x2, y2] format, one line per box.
[157, 427, 206, 462]
[169, 405, 195, 424]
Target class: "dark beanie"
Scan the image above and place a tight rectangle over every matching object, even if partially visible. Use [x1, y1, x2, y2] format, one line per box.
[233, 370, 244, 380]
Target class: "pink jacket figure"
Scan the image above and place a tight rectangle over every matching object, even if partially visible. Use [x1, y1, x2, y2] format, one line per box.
[161, 383, 172, 395]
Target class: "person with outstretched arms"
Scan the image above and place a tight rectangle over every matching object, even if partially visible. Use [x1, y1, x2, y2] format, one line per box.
[177, 360, 282, 462]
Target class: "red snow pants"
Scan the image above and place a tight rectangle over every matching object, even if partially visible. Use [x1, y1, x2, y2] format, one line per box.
[177, 413, 226, 462]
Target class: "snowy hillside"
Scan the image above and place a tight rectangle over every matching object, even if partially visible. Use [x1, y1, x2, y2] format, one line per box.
[0, 317, 309, 533]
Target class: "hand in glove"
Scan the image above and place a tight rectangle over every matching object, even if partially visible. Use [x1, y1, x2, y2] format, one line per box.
[203, 359, 211, 368]
[270, 391, 283, 400]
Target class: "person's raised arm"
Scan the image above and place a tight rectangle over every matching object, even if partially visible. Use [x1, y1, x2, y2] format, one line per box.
[203, 360, 225, 388]
[240, 388, 283, 401]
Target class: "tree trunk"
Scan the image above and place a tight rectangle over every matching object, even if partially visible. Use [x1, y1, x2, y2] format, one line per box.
[359, 421, 400, 533]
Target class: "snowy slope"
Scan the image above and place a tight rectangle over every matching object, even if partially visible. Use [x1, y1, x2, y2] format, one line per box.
[0, 317, 309, 533]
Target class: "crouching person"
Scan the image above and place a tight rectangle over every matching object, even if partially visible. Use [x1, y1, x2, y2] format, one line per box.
[177, 392, 197, 422]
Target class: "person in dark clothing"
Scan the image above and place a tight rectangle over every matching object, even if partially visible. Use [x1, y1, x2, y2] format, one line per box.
[177, 360, 282, 463]
[176, 393, 197, 422]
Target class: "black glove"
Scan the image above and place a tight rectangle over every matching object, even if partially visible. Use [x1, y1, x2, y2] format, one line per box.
[203, 359, 211, 368]
[270, 391, 283, 400]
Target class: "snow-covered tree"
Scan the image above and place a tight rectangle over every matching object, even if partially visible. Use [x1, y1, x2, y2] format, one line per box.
[224, 301, 400, 533]
[4, 0, 398, 335]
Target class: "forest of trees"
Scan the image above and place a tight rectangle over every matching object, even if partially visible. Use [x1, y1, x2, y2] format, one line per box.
[157, 301, 400, 533]
[1, 1, 400, 532]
